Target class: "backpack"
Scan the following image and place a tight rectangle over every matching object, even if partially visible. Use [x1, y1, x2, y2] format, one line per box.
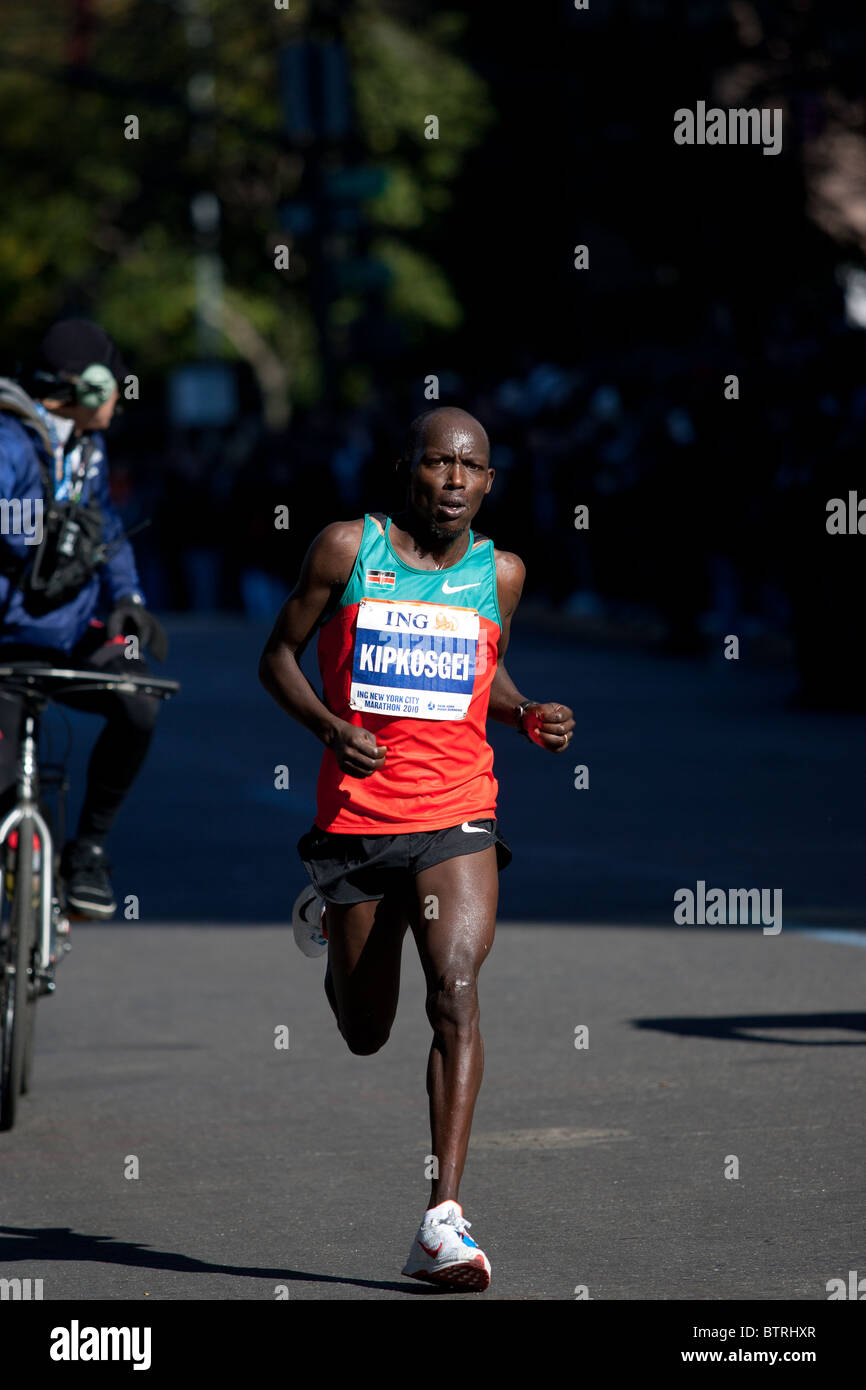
[0, 377, 106, 616]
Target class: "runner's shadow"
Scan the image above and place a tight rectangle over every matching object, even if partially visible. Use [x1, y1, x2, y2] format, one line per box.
[632, 1011, 866, 1045]
[0, 1226, 447, 1295]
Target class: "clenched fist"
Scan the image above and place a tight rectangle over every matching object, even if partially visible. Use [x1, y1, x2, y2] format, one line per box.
[329, 721, 387, 778]
[520, 702, 575, 752]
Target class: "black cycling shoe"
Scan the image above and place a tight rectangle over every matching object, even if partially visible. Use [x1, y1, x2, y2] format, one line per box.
[60, 839, 117, 920]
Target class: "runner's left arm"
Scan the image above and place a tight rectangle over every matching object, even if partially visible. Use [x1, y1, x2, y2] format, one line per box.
[488, 549, 575, 751]
[488, 550, 529, 721]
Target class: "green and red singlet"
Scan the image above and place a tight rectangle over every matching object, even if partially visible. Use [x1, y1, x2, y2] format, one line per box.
[315, 514, 502, 833]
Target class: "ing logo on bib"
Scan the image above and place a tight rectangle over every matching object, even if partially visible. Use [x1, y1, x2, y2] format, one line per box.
[349, 598, 480, 720]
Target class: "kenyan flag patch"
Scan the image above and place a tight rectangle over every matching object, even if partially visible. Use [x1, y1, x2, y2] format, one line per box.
[367, 570, 396, 587]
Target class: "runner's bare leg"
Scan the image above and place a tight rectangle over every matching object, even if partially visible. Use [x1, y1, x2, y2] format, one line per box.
[324, 895, 408, 1054]
[411, 848, 498, 1209]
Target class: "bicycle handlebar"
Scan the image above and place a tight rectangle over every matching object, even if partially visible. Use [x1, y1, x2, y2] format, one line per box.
[0, 664, 180, 700]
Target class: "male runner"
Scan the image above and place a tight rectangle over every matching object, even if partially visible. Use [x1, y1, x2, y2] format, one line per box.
[259, 406, 573, 1291]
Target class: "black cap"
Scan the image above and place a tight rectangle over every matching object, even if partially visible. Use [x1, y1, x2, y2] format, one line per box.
[36, 318, 127, 384]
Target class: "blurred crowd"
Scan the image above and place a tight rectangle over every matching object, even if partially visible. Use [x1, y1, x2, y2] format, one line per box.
[108, 287, 866, 709]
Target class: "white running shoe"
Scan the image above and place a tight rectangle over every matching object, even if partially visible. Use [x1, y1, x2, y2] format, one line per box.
[292, 885, 328, 957]
[402, 1199, 491, 1290]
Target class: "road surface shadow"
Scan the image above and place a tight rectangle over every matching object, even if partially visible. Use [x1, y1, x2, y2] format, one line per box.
[0, 1226, 450, 1295]
[633, 1011, 866, 1045]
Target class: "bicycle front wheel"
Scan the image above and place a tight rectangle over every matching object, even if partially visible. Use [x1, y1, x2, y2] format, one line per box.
[0, 817, 38, 1129]
[20, 812, 52, 1097]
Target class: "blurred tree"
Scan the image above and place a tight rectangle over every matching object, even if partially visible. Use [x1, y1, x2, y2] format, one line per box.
[0, 0, 492, 409]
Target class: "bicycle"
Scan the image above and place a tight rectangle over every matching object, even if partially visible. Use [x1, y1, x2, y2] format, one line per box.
[0, 662, 180, 1131]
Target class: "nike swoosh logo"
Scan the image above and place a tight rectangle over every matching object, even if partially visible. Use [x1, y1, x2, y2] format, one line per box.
[441, 580, 481, 594]
[419, 1240, 443, 1258]
[461, 822, 488, 834]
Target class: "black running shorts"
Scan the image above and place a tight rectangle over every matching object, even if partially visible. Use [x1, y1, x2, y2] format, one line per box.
[297, 818, 512, 905]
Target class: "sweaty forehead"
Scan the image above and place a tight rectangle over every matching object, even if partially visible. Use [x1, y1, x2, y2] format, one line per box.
[421, 413, 489, 457]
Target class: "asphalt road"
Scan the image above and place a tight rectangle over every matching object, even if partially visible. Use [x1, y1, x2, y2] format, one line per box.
[1, 620, 864, 1299]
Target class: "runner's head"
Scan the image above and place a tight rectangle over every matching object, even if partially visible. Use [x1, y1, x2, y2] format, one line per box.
[399, 407, 494, 542]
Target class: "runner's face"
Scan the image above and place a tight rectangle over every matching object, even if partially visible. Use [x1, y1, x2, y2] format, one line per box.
[409, 420, 493, 537]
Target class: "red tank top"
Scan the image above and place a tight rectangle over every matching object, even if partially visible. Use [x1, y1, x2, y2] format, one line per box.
[315, 514, 502, 833]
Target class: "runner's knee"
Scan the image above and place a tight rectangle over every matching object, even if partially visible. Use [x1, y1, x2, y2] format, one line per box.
[340, 1018, 392, 1055]
[426, 972, 479, 1034]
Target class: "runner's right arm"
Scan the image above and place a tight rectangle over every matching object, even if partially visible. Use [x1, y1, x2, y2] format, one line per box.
[258, 521, 387, 778]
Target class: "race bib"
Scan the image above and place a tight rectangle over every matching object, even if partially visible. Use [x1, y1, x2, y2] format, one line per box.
[349, 598, 479, 720]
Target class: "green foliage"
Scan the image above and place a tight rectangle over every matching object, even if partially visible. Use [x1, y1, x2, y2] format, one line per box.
[375, 238, 462, 333]
[347, 5, 492, 204]
[0, 0, 491, 404]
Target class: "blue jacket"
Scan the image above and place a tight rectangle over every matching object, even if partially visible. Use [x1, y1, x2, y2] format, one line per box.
[0, 409, 143, 652]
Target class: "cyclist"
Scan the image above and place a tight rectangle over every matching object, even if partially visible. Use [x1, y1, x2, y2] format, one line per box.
[0, 318, 168, 919]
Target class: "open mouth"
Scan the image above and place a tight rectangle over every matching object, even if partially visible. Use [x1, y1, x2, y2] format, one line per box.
[436, 500, 466, 518]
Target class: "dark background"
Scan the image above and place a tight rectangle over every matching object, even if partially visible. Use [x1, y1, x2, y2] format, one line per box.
[1, 1, 864, 709]
[1, 0, 864, 923]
